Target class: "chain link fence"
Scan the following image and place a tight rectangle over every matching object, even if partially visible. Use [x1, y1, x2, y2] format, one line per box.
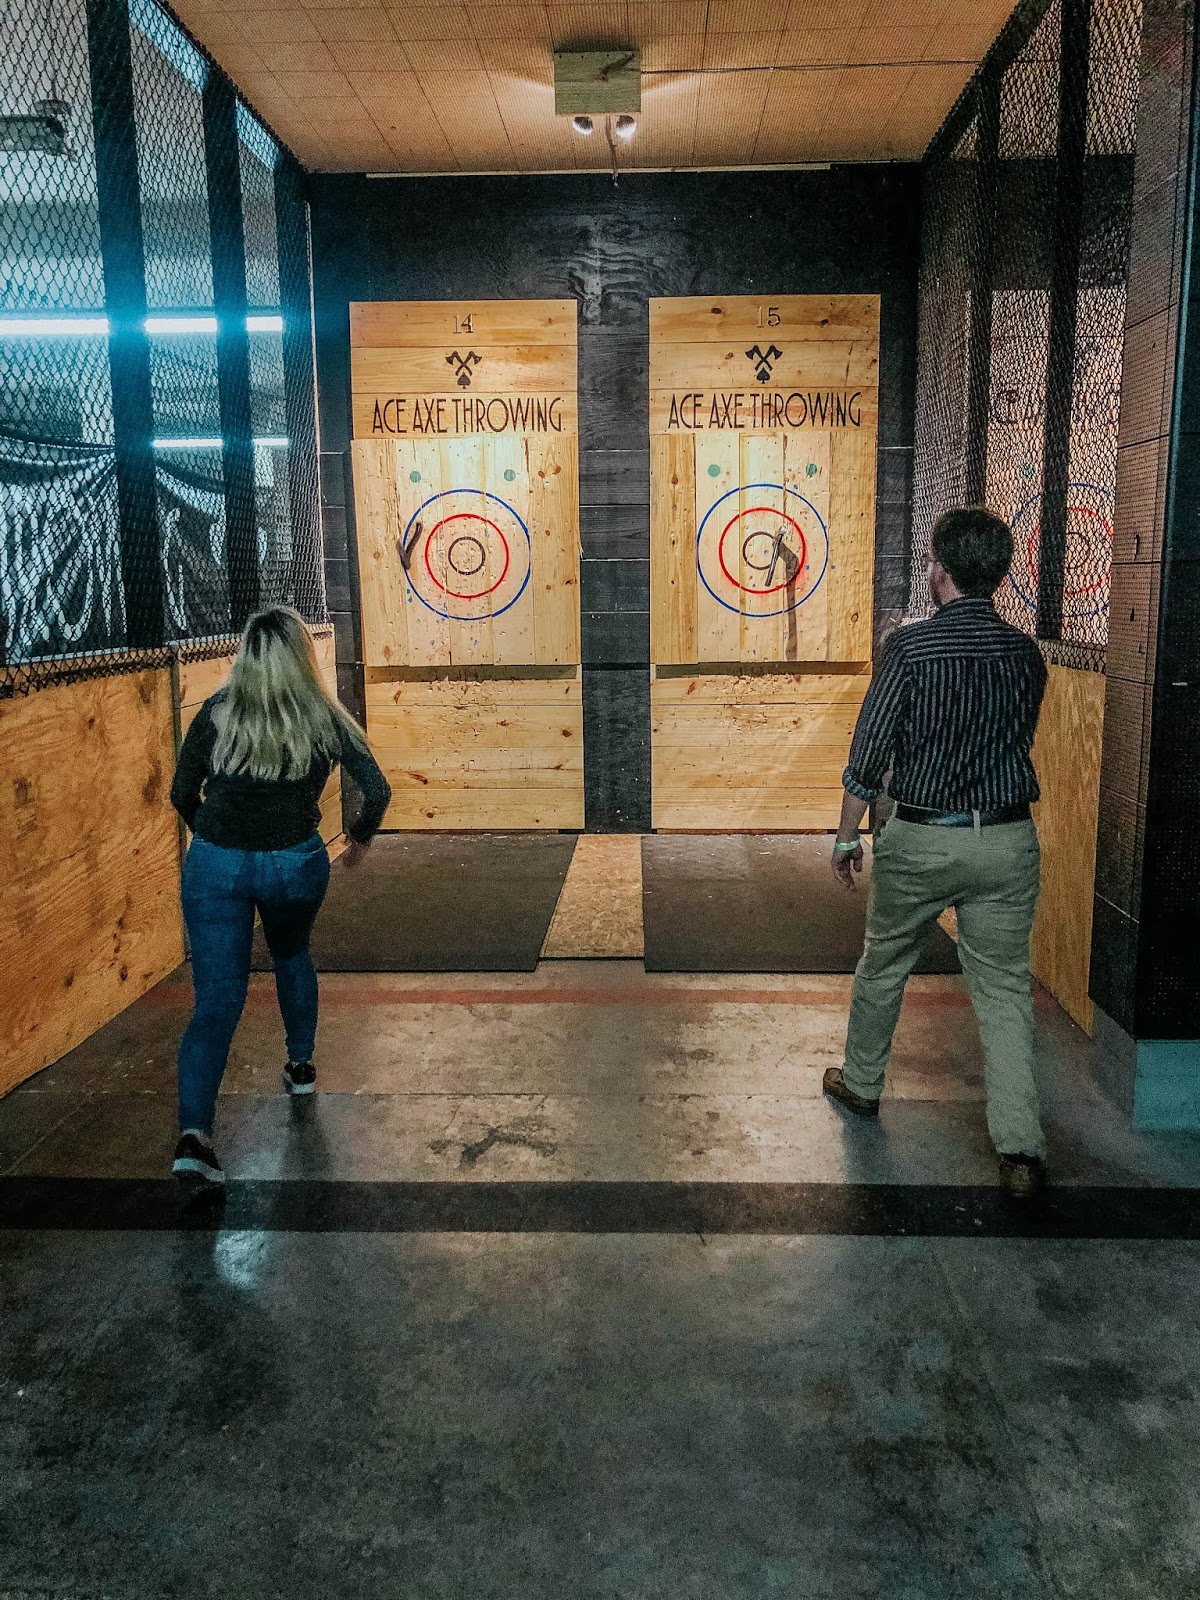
[912, 0, 1143, 671]
[0, 0, 325, 694]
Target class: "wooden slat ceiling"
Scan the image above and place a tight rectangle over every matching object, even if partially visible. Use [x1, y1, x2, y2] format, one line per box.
[174, 0, 1020, 173]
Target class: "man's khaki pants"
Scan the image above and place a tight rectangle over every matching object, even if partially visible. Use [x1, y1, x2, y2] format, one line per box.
[841, 816, 1045, 1159]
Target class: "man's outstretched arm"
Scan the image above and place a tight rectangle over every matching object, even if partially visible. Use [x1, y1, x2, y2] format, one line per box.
[831, 787, 870, 889]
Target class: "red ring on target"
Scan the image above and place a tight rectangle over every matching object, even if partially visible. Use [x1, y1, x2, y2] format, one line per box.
[423, 513, 511, 600]
[717, 507, 809, 596]
[1023, 505, 1113, 598]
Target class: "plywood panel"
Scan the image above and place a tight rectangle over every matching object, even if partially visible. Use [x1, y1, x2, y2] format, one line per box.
[650, 433, 697, 665]
[541, 835, 645, 959]
[312, 628, 345, 852]
[1030, 664, 1106, 1033]
[649, 294, 881, 342]
[352, 342, 576, 398]
[649, 389, 878, 434]
[364, 667, 580, 701]
[528, 433, 581, 665]
[352, 392, 579, 443]
[351, 300, 580, 680]
[650, 294, 877, 830]
[379, 788, 583, 829]
[366, 670, 584, 830]
[651, 340, 879, 392]
[351, 439, 411, 668]
[354, 433, 580, 670]
[351, 299, 577, 347]
[651, 670, 873, 706]
[650, 293, 878, 668]
[0, 669, 185, 1096]
[827, 428, 875, 662]
[693, 430, 742, 663]
[650, 666, 868, 831]
[177, 651, 233, 718]
[485, 433, 535, 667]
[650, 797, 853, 830]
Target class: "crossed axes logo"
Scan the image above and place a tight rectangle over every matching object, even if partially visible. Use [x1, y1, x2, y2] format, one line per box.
[446, 349, 481, 388]
[745, 343, 783, 383]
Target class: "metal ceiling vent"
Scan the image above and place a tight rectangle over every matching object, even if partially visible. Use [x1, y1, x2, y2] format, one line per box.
[553, 49, 642, 118]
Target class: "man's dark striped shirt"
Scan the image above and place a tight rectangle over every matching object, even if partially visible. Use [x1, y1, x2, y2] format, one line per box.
[843, 598, 1047, 811]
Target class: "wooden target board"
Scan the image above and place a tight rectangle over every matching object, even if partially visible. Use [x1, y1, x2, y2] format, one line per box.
[351, 300, 579, 669]
[350, 301, 582, 830]
[649, 295, 880, 830]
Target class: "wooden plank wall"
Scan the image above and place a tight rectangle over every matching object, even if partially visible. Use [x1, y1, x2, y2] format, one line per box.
[1030, 664, 1107, 1033]
[350, 300, 583, 828]
[651, 667, 870, 830]
[365, 667, 583, 829]
[0, 669, 185, 1095]
[649, 294, 879, 829]
[0, 626, 371, 1098]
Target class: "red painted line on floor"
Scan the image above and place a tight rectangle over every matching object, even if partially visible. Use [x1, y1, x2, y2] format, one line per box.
[142, 982, 974, 1010]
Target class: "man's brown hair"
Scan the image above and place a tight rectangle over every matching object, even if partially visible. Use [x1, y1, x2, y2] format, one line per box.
[930, 506, 1014, 598]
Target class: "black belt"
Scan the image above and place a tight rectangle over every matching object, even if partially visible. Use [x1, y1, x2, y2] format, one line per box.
[894, 802, 1031, 828]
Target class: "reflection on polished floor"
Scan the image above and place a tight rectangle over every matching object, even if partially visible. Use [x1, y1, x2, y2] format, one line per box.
[3, 960, 1200, 1597]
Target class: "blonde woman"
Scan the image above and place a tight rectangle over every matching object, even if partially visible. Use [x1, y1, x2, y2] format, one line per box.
[169, 607, 390, 1185]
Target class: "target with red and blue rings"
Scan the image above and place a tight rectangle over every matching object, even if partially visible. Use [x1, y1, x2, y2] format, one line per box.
[401, 488, 532, 622]
[696, 482, 829, 619]
[1004, 481, 1113, 623]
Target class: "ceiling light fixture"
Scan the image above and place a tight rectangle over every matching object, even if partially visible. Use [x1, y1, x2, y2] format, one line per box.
[571, 115, 594, 135]
[614, 114, 637, 139]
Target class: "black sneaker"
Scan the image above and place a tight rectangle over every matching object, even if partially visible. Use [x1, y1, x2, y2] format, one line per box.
[998, 1152, 1047, 1200]
[822, 1066, 880, 1118]
[283, 1060, 316, 1096]
[172, 1132, 224, 1186]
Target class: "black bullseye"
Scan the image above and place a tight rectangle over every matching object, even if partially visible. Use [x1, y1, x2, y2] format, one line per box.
[741, 531, 777, 571]
[447, 534, 487, 577]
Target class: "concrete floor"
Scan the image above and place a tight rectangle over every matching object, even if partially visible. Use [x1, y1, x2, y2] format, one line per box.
[3, 961, 1200, 1597]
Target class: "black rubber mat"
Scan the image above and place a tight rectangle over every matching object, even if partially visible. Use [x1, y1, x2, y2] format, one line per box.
[252, 833, 578, 973]
[641, 834, 961, 975]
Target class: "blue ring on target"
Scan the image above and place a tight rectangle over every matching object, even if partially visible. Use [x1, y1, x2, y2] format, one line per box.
[402, 488, 532, 621]
[696, 481, 830, 618]
[1005, 480, 1113, 618]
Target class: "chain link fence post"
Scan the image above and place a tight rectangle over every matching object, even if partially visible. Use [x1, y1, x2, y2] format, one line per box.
[203, 71, 258, 629]
[85, 0, 162, 651]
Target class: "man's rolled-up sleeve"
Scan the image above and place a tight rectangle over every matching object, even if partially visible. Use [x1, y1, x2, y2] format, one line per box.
[842, 631, 909, 802]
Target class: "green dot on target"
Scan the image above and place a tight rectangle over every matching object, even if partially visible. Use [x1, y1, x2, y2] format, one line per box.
[503, 469, 516, 481]
[409, 470, 421, 483]
[707, 463, 720, 477]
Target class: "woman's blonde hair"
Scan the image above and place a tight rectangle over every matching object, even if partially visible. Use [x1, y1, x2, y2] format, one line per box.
[211, 606, 366, 781]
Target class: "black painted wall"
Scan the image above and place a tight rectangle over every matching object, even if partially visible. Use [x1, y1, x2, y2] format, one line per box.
[308, 167, 922, 830]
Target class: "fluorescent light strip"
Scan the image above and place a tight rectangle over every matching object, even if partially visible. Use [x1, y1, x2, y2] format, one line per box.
[152, 436, 290, 449]
[0, 313, 284, 337]
[145, 314, 218, 335]
[0, 316, 109, 337]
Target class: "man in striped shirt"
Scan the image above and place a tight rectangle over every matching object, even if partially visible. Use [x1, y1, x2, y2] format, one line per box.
[823, 507, 1050, 1199]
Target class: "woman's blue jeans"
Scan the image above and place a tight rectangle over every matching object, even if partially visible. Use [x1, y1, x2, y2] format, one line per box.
[178, 833, 331, 1135]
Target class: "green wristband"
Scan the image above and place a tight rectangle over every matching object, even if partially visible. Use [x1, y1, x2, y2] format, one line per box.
[833, 839, 861, 854]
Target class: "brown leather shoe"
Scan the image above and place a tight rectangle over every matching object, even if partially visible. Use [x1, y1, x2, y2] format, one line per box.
[822, 1067, 880, 1118]
[998, 1152, 1047, 1199]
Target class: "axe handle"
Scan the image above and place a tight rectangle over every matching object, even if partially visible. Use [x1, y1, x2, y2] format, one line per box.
[399, 520, 422, 572]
